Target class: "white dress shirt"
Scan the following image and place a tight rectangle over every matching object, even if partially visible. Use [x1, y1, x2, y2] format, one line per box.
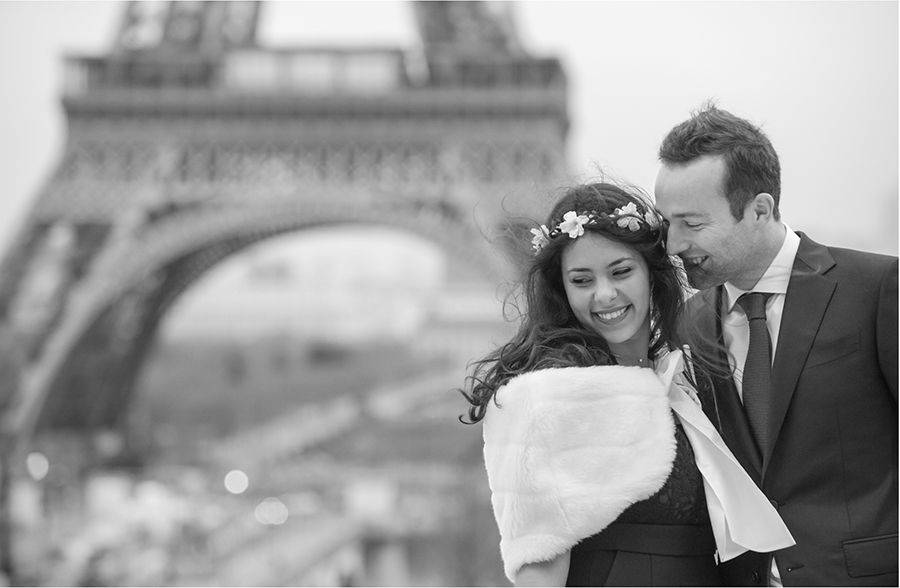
[719, 224, 800, 586]
[721, 225, 800, 401]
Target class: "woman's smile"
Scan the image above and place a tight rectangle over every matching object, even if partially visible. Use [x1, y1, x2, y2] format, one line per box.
[594, 304, 631, 324]
[562, 232, 651, 354]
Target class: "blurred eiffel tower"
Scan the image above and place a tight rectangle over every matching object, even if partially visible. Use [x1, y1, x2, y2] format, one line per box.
[0, 1, 567, 449]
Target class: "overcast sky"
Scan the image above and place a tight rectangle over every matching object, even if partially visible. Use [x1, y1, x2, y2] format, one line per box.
[0, 1, 897, 258]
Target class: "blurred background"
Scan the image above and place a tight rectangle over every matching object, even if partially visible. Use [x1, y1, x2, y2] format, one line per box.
[0, 1, 895, 586]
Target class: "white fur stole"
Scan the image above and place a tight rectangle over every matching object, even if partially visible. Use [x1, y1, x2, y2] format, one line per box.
[482, 365, 676, 582]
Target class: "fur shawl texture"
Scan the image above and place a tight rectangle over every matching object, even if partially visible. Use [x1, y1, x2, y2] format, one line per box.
[482, 365, 676, 582]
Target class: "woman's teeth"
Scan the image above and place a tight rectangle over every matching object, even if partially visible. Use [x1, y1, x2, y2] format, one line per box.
[596, 306, 628, 321]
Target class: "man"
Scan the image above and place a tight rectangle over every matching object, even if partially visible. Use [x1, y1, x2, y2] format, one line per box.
[654, 104, 898, 586]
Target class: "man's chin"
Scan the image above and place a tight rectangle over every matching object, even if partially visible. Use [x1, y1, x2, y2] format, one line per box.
[685, 269, 720, 291]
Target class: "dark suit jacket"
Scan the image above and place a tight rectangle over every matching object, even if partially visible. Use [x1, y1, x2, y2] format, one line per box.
[685, 232, 898, 586]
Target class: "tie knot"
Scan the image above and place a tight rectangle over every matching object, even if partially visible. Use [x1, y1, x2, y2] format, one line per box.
[737, 292, 773, 320]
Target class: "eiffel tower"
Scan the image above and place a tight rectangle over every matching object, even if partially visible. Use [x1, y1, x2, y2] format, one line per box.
[0, 1, 567, 454]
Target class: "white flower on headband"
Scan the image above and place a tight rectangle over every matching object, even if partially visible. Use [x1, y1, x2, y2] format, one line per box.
[558, 211, 590, 238]
[614, 203, 642, 232]
[530, 225, 550, 252]
[644, 209, 660, 229]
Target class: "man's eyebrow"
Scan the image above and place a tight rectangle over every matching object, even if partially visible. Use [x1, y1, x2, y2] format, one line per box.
[669, 211, 704, 219]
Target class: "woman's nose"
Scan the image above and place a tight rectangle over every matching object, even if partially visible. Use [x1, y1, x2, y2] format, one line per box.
[593, 280, 617, 304]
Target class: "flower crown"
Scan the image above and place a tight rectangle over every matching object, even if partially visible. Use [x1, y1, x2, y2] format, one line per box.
[530, 202, 661, 253]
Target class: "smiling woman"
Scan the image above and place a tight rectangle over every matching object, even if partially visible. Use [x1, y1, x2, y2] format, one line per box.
[562, 232, 652, 365]
[461, 181, 687, 421]
[459, 181, 795, 586]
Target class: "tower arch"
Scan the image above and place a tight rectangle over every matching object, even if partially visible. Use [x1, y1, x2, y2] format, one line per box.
[14, 198, 512, 437]
[0, 0, 569, 443]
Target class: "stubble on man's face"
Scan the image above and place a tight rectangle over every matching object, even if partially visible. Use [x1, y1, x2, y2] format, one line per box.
[655, 156, 760, 290]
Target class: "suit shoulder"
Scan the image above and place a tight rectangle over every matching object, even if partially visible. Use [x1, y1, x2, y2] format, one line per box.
[826, 246, 897, 282]
[797, 231, 896, 274]
[827, 245, 897, 266]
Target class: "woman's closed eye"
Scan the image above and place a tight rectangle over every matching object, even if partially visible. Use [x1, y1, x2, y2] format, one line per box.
[570, 275, 593, 286]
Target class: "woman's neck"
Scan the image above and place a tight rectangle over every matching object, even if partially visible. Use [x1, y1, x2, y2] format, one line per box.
[608, 329, 651, 368]
[610, 350, 650, 367]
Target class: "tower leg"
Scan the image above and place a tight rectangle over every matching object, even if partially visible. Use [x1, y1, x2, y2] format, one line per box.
[0, 433, 14, 585]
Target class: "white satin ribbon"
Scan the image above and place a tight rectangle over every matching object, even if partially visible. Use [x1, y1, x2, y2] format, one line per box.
[656, 350, 796, 562]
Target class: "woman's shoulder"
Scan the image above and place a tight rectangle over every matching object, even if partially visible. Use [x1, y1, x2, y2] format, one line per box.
[495, 364, 666, 409]
[484, 364, 672, 448]
[656, 347, 704, 408]
[482, 365, 678, 581]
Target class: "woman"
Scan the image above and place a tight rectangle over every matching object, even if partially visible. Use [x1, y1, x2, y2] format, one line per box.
[461, 183, 794, 586]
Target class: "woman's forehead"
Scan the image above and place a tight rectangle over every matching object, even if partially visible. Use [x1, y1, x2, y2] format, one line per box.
[561, 232, 638, 269]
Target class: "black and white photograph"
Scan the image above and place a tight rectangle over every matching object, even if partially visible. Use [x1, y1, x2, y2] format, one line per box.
[0, 1, 895, 586]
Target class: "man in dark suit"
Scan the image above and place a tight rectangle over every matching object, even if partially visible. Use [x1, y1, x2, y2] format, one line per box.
[653, 104, 897, 586]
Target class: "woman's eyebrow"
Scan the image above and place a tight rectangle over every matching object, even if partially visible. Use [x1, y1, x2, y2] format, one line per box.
[565, 257, 632, 273]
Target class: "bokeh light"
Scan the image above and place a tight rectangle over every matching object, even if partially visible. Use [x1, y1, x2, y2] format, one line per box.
[224, 469, 249, 494]
[255, 497, 289, 525]
[25, 452, 49, 481]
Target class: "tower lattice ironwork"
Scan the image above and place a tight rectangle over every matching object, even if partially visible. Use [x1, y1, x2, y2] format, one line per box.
[0, 0, 568, 444]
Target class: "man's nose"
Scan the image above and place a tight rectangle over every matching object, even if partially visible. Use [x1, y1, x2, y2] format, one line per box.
[665, 225, 687, 256]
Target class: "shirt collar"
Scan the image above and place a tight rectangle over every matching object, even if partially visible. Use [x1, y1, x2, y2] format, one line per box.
[724, 224, 800, 313]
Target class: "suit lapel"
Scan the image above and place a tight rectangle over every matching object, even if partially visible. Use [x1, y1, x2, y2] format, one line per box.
[763, 233, 836, 473]
[691, 287, 763, 479]
[712, 286, 763, 479]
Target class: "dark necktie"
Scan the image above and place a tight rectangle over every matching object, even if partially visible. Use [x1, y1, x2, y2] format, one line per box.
[737, 292, 774, 453]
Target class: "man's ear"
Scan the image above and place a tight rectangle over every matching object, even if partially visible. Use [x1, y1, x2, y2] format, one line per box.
[750, 193, 776, 222]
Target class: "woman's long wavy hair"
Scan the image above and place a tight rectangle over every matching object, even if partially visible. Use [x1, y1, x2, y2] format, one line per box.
[460, 182, 689, 424]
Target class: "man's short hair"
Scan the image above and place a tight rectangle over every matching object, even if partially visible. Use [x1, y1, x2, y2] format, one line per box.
[658, 102, 781, 221]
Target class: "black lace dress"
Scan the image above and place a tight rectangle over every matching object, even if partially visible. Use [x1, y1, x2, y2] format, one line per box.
[566, 421, 722, 587]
